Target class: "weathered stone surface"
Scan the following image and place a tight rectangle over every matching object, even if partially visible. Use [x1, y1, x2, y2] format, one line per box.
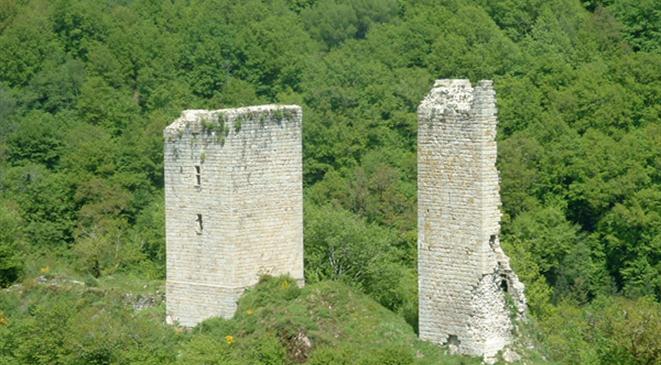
[417, 80, 526, 361]
[164, 105, 304, 327]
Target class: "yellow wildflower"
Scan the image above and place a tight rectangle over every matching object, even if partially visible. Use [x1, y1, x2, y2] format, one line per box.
[225, 335, 234, 345]
[246, 308, 254, 316]
[280, 280, 290, 289]
[40, 266, 50, 274]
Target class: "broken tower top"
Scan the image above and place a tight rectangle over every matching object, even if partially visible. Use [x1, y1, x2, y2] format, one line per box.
[418, 79, 526, 363]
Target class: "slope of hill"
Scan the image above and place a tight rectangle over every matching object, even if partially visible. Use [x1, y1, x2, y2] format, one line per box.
[1, 274, 489, 364]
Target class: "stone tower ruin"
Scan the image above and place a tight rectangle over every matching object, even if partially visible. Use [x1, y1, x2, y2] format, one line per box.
[417, 80, 526, 361]
[164, 105, 304, 327]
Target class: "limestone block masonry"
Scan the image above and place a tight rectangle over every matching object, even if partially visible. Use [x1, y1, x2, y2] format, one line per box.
[417, 80, 527, 362]
[164, 105, 304, 327]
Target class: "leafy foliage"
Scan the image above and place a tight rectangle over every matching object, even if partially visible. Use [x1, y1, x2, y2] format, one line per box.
[0, 0, 659, 363]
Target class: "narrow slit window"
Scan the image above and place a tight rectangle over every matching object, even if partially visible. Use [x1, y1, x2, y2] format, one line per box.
[195, 165, 201, 186]
[500, 274, 509, 292]
[500, 278, 509, 292]
[489, 234, 497, 248]
[195, 214, 203, 234]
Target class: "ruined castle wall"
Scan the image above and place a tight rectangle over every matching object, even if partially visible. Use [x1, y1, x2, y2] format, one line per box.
[417, 80, 526, 360]
[164, 105, 303, 327]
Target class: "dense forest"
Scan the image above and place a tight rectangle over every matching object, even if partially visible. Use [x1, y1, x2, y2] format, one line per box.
[0, 0, 659, 364]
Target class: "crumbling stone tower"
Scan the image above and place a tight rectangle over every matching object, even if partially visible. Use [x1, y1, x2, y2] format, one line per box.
[164, 105, 304, 327]
[417, 80, 526, 361]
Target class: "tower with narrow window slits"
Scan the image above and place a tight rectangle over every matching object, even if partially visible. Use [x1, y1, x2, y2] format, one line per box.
[164, 105, 304, 327]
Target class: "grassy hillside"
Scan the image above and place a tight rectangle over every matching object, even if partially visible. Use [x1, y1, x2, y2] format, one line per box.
[1, 275, 487, 364]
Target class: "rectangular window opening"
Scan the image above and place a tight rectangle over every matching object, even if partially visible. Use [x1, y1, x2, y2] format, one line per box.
[500, 275, 509, 292]
[195, 165, 201, 186]
[195, 214, 203, 234]
[447, 334, 460, 346]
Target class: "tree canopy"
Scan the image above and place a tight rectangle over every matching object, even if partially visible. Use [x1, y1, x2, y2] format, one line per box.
[0, 0, 659, 363]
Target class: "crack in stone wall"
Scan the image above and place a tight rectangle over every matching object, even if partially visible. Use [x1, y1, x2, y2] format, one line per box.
[418, 79, 526, 362]
[164, 105, 304, 327]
